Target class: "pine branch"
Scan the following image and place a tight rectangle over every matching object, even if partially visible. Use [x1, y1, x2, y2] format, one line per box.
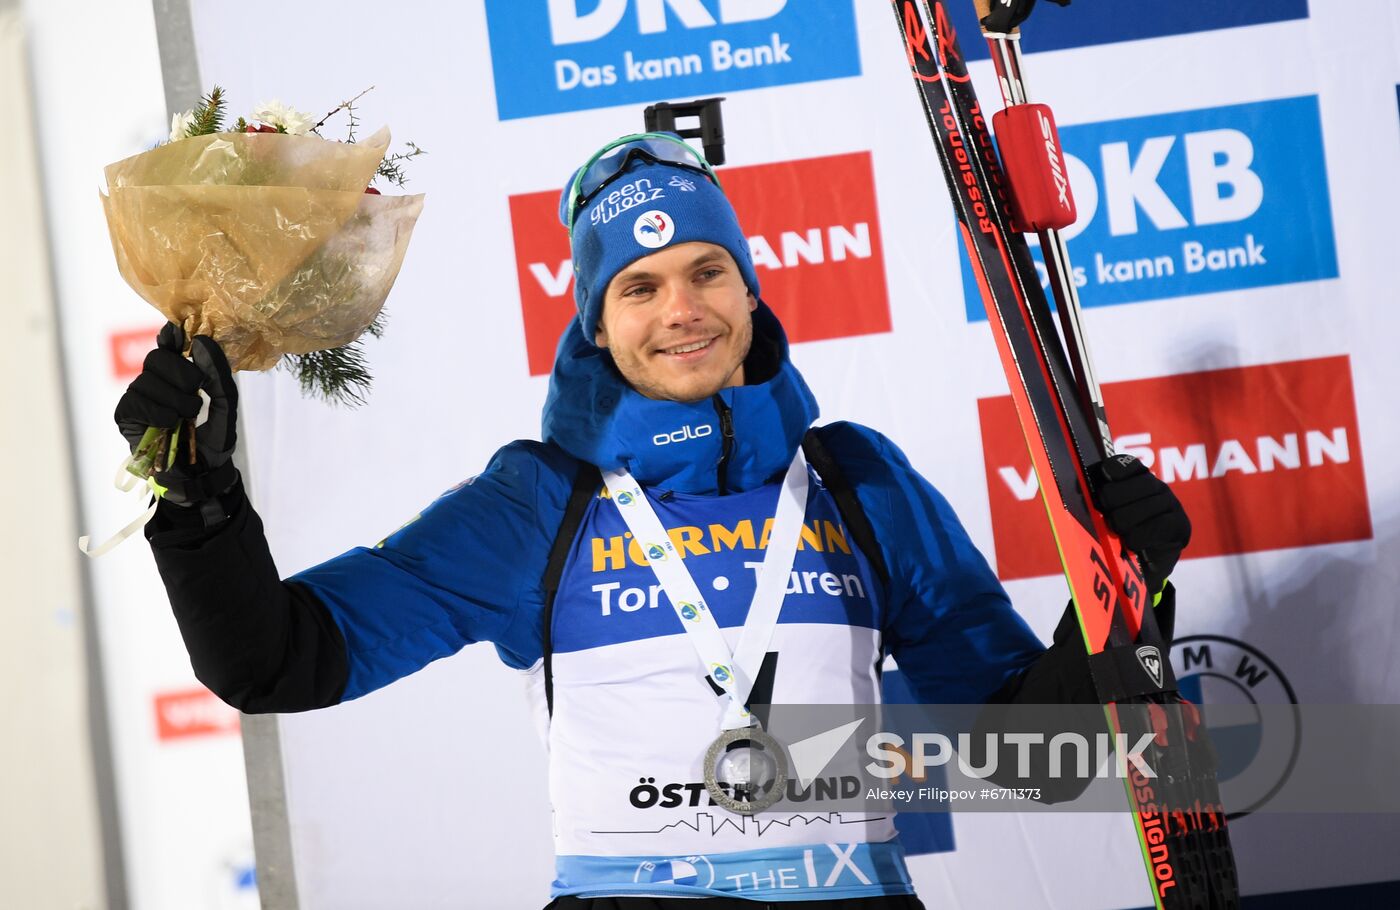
[282, 345, 373, 407]
[186, 86, 227, 137]
[278, 310, 388, 407]
[375, 142, 426, 188]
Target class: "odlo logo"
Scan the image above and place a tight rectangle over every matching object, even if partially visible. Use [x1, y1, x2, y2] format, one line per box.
[653, 423, 714, 446]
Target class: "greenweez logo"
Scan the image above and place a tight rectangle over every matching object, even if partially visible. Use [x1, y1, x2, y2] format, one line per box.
[483, 0, 861, 120]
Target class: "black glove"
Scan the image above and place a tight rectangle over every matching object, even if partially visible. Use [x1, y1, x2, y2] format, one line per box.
[115, 323, 239, 509]
[980, 0, 1070, 34]
[1092, 453, 1190, 596]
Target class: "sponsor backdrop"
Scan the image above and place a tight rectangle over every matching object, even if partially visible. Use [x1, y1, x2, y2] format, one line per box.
[52, 0, 1398, 907]
[27, 1, 259, 908]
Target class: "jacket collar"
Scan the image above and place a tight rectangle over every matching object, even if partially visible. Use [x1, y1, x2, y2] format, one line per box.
[541, 303, 819, 494]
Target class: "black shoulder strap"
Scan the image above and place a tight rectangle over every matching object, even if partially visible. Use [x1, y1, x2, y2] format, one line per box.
[542, 461, 601, 717]
[802, 428, 890, 591]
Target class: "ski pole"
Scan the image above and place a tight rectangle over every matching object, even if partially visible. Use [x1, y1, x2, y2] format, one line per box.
[974, 0, 1113, 459]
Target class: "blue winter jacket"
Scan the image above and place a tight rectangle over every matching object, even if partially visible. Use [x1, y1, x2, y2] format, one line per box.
[145, 301, 1064, 900]
[287, 304, 1045, 706]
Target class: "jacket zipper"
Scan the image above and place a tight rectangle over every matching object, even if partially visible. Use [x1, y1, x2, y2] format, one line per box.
[712, 396, 735, 495]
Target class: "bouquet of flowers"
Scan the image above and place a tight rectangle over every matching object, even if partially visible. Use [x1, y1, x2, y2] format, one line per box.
[101, 86, 425, 479]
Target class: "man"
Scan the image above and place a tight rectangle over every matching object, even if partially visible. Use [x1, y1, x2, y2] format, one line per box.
[116, 132, 1186, 908]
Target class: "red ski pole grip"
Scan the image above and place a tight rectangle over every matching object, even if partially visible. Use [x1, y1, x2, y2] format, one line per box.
[993, 103, 1077, 232]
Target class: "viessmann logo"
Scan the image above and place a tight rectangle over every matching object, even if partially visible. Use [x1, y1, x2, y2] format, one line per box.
[154, 687, 240, 742]
[944, 0, 1307, 61]
[509, 151, 892, 376]
[483, 0, 861, 121]
[978, 356, 1372, 580]
[959, 96, 1338, 320]
[110, 326, 164, 381]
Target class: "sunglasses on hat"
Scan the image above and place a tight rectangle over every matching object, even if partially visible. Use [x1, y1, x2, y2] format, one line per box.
[564, 132, 722, 235]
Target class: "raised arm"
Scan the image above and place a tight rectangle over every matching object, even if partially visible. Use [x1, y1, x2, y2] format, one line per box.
[115, 327, 574, 713]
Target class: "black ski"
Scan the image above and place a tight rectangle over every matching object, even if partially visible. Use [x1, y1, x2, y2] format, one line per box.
[889, 2, 1240, 906]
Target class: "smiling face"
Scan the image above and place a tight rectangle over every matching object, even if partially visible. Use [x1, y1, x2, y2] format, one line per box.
[594, 242, 757, 403]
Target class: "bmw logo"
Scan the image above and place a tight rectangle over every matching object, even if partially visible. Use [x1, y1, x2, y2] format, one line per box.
[1170, 635, 1300, 818]
[634, 855, 714, 887]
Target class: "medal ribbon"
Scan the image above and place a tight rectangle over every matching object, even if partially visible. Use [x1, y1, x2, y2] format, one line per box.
[602, 450, 809, 731]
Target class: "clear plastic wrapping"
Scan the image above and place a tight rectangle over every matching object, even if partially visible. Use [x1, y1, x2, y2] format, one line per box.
[101, 126, 424, 371]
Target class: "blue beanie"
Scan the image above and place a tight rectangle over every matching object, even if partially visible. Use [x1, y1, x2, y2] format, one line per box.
[560, 156, 761, 342]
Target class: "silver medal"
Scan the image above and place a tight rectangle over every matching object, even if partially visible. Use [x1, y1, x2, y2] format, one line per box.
[703, 725, 788, 815]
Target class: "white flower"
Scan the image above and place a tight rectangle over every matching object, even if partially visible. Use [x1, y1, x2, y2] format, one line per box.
[168, 109, 196, 142]
[250, 100, 315, 136]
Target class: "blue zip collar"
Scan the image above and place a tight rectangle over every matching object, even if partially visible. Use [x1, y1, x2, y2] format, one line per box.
[541, 303, 819, 494]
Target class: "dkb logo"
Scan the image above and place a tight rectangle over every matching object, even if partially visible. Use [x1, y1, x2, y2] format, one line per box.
[959, 96, 1339, 318]
[484, 0, 861, 120]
